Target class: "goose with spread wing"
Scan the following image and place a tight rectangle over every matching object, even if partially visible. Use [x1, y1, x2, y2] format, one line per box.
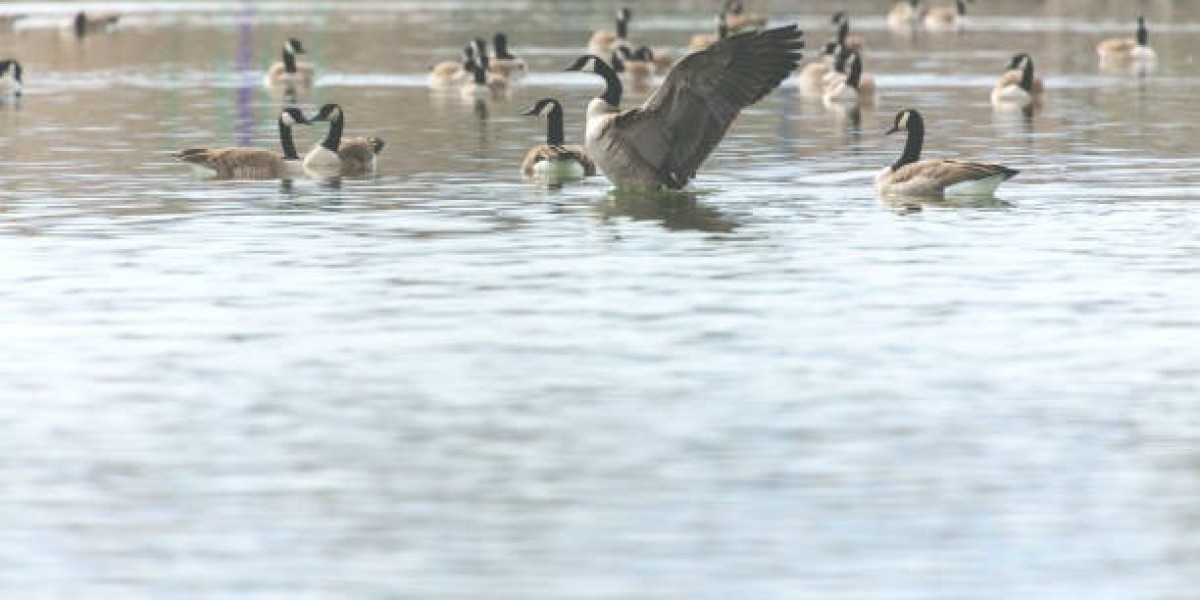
[565, 24, 803, 191]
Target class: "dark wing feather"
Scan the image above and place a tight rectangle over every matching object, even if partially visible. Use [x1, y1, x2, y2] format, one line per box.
[891, 159, 1019, 187]
[612, 24, 803, 188]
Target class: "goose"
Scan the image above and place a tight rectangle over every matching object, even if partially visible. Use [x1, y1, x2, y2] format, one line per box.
[428, 44, 474, 88]
[565, 24, 803, 190]
[67, 11, 119, 37]
[588, 7, 631, 56]
[689, 12, 730, 52]
[724, 0, 767, 33]
[460, 50, 507, 100]
[0, 59, 22, 98]
[616, 45, 655, 82]
[876, 109, 1018, 197]
[1097, 16, 1157, 62]
[830, 12, 867, 54]
[306, 103, 386, 176]
[823, 49, 874, 104]
[923, 0, 966, 31]
[174, 108, 311, 180]
[520, 98, 597, 182]
[887, 0, 925, 29]
[798, 42, 842, 94]
[489, 32, 527, 78]
[991, 53, 1040, 107]
[263, 38, 314, 88]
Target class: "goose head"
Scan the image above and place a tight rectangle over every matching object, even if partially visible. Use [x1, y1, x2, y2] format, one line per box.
[885, 108, 925, 170]
[566, 54, 623, 107]
[616, 6, 631, 39]
[1136, 16, 1149, 47]
[284, 37, 305, 56]
[886, 108, 922, 136]
[831, 11, 849, 25]
[522, 97, 563, 120]
[493, 32, 515, 59]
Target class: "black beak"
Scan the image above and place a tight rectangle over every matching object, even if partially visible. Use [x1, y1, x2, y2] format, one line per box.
[521, 105, 538, 116]
[885, 125, 900, 135]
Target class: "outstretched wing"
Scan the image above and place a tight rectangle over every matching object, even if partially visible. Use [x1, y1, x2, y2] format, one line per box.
[612, 25, 803, 188]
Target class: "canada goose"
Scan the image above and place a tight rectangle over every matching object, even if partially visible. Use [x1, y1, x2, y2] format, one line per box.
[263, 38, 314, 88]
[876, 109, 1018, 197]
[887, 0, 925, 29]
[589, 7, 631, 56]
[798, 42, 842, 95]
[488, 32, 527, 78]
[689, 12, 730, 52]
[565, 24, 803, 190]
[460, 50, 507, 100]
[724, 0, 766, 33]
[68, 11, 118, 37]
[428, 44, 474, 88]
[0, 59, 22, 98]
[823, 50, 874, 104]
[306, 103, 386, 176]
[991, 53, 1040, 107]
[924, 0, 966, 31]
[520, 98, 597, 182]
[830, 12, 867, 54]
[1097, 16, 1157, 62]
[174, 108, 311, 180]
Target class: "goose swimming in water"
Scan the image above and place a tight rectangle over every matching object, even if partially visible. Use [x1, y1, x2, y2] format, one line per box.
[1097, 16, 1157, 62]
[566, 24, 803, 191]
[306, 103, 386, 177]
[429, 44, 474, 88]
[822, 49, 875, 104]
[0, 59, 22, 98]
[589, 7, 631, 56]
[174, 108, 311, 180]
[876, 109, 1018, 198]
[460, 47, 508, 100]
[520, 98, 597, 183]
[923, 0, 966, 31]
[991, 53, 1040, 108]
[263, 38, 314, 88]
[489, 32, 527, 78]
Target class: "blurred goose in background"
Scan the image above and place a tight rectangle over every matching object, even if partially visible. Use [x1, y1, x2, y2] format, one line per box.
[876, 109, 1018, 197]
[428, 44, 474, 88]
[460, 47, 508, 100]
[68, 10, 119, 37]
[923, 0, 966, 31]
[307, 103, 385, 176]
[489, 32, 527, 78]
[1097, 16, 1157, 62]
[798, 42, 842, 95]
[263, 38, 314, 87]
[822, 49, 874, 104]
[565, 25, 803, 190]
[174, 108, 310, 180]
[830, 12, 867, 54]
[991, 53, 1041, 108]
[887, 0, 925, 29]
[520, 97, 597, 183]
[689, 12, 729, 52]
[589, 6, 631, 56]
[0, 59, 23, 98]
[723, 0, 766, 33]
[616, 45, 655, 83]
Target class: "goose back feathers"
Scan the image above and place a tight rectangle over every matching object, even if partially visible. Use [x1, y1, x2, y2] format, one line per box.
[876, 109, 1018, 197]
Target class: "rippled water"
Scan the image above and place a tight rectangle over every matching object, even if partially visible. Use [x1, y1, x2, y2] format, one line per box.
[2, 1, 1200, 597]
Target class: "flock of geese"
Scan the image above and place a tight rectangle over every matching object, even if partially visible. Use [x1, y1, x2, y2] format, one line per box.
[0, 4, 1163, 199]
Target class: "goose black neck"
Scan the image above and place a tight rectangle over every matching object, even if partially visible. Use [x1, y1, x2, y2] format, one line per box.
[545, 104, 565, 145]
[595, 59, 623, 107]
[472, 61, 486, 84]
[283, 47, 297, 73]
[616, 18, 628, 40]
[956, 0, 966, 16]
[278, 118, 299, 160]
[846, 56, 862, 88]
[1137, 19, 1149, 46]
[74, 12, 86, 37]
[893, 114, 924, 171]
[495, 36, 514, 59]
[837, 21, 849, 44]
[1019, 58, 1034, 92]
[321, 111, 344, 152]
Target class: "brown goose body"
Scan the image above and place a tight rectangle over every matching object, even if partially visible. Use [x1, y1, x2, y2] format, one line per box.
[521, 98, 596, 182]
[175, 108, 310, 180]
[876, 109, 1018, 198]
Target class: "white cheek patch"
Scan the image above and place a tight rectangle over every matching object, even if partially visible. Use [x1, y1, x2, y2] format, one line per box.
[539, 103, 556, 117]
[897, 112, 910, 130]
[584, 57, 598, 72]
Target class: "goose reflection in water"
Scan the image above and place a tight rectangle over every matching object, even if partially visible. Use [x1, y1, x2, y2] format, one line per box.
[593, 189, 738, 233]
[878, 193, 1015, 214]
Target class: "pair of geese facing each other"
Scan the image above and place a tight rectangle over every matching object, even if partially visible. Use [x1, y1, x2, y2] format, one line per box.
[887, 0, 971, 31]
[174, 104, 385, 180]
[530, 24, 1015, 198]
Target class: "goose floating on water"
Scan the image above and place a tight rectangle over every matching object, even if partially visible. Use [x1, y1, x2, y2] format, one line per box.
[174, 108, 310, 180]
[991, 53, 1041, 108]
[589, 7, 631, 56]
[306, 103, 386, 177]
[566, 24, 803, 191]
[924, 0, 966, 31]
[520, 98, 597, 183]
[263, 38, 314, 88]
[876, 109, 1018, 198]
[1097, 16, 1156, 62]
[489, 33, 526, 78]
[830, 12, 867, 54]
[0, 59, 22, 98]
[823, 49, 875, 105]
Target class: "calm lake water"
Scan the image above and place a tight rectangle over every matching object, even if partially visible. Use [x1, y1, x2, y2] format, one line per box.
[2, 0, 1200, 597]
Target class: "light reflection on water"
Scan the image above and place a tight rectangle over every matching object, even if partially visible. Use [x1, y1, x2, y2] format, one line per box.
[2, 0, 1200, 598]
